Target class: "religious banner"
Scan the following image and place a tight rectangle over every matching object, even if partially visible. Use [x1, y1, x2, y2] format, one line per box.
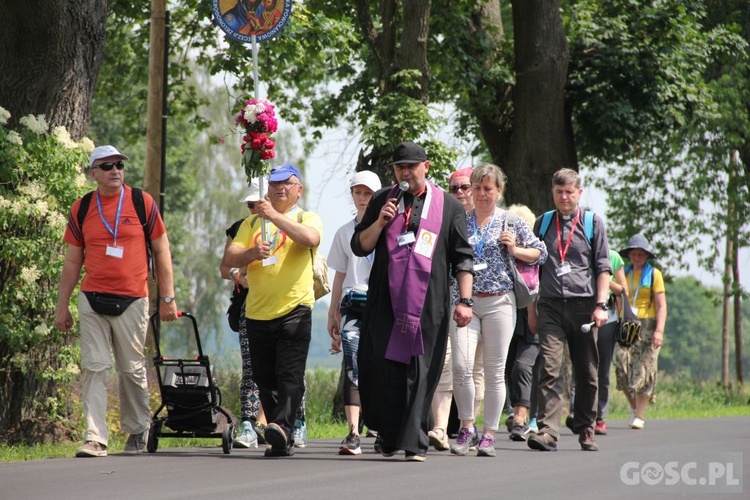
[211, 0, 292, 43]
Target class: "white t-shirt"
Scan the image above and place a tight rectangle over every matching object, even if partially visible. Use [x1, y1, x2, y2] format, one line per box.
[327, 218, 374, 291]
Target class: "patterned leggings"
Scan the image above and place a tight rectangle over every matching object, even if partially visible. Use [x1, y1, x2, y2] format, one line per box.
[339, 306, 361, 407]
[238, 304, 306, 423]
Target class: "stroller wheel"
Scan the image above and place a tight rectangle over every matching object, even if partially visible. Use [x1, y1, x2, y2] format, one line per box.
[222, 423, 234, 454]
[147, 421, 161, 453]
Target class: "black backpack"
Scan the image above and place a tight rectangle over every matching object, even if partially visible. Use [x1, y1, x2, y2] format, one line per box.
[77, 188, 153, 270]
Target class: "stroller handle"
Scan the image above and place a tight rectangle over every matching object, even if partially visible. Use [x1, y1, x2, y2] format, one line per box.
[150, 311, 204, 359]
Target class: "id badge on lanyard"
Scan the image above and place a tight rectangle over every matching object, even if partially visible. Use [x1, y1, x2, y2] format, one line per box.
[98, 189, 125, 259]
[555, 211, 579, 277]
[398, 203, 416, 246]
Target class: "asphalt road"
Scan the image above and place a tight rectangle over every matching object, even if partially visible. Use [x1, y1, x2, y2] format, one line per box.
[1, 416, 747, 500]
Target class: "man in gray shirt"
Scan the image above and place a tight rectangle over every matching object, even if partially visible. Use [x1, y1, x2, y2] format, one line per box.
[527, 168, 611, 452]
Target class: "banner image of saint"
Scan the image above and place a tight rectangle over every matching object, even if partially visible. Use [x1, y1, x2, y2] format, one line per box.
[212, 0, 292, 44]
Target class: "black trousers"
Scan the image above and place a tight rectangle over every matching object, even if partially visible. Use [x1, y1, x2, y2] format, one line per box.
[536, 297, 599, 438]
[247, 305, 311, 443]
[508, 336, 541, 409]
[595, 320, 617, 418]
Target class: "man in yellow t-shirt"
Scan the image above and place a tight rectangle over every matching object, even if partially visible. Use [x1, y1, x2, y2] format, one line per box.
[223, 164, 323, 457]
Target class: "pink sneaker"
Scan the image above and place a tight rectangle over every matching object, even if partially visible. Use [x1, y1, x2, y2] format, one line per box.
[594, 419, 607, 435]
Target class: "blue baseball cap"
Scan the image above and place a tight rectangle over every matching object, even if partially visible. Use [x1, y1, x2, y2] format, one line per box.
[268, 164, 302, 182]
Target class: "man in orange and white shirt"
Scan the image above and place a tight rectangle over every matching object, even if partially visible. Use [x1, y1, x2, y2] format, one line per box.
[55, 145, 177, 458]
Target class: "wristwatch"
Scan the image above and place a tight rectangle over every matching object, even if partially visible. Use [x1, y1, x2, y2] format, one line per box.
[459, 297, 474, 307]
[596, 301, 609, 311]
[162, 296, 175, 304]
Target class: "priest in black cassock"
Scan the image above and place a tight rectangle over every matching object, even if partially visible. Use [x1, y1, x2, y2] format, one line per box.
[351, 142, 474, 461]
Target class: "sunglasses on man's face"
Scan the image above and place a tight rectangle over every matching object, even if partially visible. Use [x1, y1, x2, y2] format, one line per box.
[449, 184, 471, 193]
[94, 161, 125, 171]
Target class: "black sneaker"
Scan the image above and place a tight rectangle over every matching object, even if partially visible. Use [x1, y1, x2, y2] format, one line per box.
[339, 431, 362, 455]
[504, 414, 514, 432]
[263, 443, 295, 457]
[509, 423, 529, 442]
[373, 434, 383, 454]
[264, 422, 290, 456]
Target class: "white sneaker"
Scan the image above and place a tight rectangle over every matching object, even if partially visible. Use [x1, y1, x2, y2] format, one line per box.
[630, 417, 645, 430]
[293, 419, 307, 448]
[627, 408, 636, 427]
[234, 421, 259, 448]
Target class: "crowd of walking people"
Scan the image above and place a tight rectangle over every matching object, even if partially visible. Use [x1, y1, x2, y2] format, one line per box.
[60, 142, 667, 459]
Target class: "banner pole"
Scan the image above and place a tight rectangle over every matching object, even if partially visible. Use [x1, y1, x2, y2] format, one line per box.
[252, 34, 269, 242]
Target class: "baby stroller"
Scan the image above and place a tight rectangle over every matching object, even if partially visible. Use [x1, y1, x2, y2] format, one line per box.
[147, 311, 236, 454]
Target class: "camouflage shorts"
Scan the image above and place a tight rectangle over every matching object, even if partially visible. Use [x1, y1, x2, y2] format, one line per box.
[615, 318, 660, 400]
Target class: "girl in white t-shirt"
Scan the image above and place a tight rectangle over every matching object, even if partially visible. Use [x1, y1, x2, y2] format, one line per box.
[326, 170, 381, 455]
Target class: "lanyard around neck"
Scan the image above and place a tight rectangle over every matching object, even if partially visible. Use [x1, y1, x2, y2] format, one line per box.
[402, 184, 427, 231]
[556, 210, 580, 263]
[96, 188, 125, 245]
[268, 205, 301, 250]
[472, 208, 496, 258]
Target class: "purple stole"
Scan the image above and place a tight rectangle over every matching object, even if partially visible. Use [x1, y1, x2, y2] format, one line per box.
[384, 180, 445, 364]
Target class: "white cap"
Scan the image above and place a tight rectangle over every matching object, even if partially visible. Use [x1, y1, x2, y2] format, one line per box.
[239, 179, 261, 203]
[350, 170, 381, 193]
[89, 145, 128, 168]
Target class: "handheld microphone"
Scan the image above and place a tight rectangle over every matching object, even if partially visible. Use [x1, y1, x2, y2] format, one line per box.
[385, 181, 410, 221]
[394, 181, 410, 204]
[581, 321, 595, 333]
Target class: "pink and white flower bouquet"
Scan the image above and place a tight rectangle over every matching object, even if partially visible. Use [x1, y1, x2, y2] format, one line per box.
[235, 98, 278, 179]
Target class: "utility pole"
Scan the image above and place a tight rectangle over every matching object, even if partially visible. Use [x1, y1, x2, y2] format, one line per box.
[145, 0, 167, 206]
[145, 0, 168, 331]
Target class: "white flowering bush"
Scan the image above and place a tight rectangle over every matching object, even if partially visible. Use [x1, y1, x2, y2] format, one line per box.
[0, 107, 91, 429]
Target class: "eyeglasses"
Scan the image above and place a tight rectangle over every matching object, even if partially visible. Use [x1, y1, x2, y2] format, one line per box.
[268, 180, 301, 189]
[94, 161, 125, 171]
[246, 202, 256, 209]
[449, 184, 471, 193]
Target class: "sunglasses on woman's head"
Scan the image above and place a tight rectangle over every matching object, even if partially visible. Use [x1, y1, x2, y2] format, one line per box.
[449, 184, 471, 193]
[94, 161, 125, 171]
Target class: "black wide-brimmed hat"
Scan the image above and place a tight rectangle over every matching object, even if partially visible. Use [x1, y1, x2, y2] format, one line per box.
[619, 233, 657, 260]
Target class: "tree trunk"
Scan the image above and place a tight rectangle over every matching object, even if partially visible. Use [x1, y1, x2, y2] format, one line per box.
[721, 233, 732, 388]
[507, 0, 576, 216]
[0, 0, 107, 140]
[0, 0, 107, 440]
[732, 231, 743, 385]
[465, 1, 515, 179]
[353, 0, 432, 176]
[397, 0, 431, 101]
